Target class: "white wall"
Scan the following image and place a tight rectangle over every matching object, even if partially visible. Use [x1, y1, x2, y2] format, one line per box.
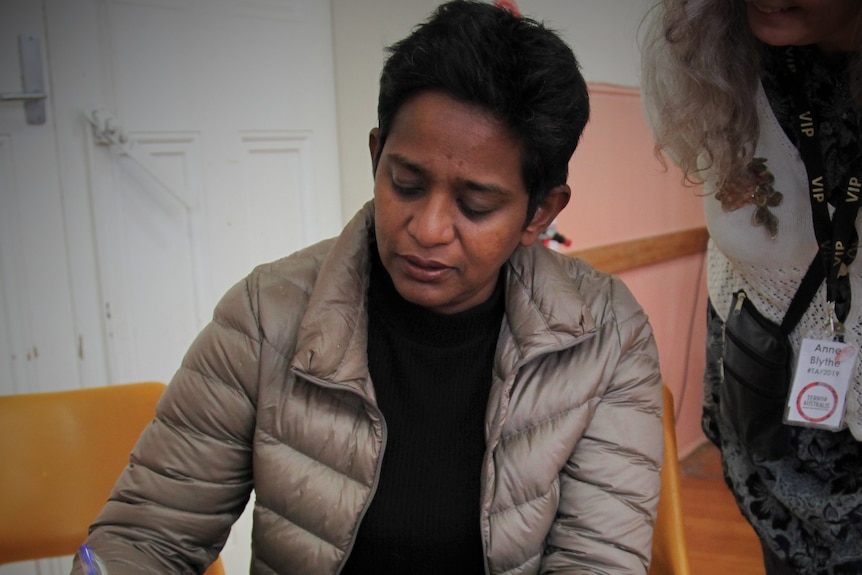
[331, 0, 653, 222]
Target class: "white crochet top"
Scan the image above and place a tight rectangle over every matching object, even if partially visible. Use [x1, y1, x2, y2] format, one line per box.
[705, 84, 862, 441]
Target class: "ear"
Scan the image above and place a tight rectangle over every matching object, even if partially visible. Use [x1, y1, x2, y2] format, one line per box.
[369, 128, 381, 176]
[519, 184, 571, 247]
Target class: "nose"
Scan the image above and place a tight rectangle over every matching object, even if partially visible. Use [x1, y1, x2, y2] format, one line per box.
[407, 193, 456, 247]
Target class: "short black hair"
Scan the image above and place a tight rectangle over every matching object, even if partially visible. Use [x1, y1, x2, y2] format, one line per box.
[376, 0, 589, 221]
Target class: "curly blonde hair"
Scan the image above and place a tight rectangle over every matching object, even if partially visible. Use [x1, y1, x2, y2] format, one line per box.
[641, 0, 862, 208]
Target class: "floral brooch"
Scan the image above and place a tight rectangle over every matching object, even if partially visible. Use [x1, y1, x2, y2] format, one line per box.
[715, 157, 783, 238]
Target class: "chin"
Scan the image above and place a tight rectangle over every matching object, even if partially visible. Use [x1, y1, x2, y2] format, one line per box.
[393, 280, 439, 307]
[404, 287, 462, 314]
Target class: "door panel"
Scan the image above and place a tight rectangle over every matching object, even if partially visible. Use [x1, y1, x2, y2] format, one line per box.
[239, 131, 316, 265]
[87, 130, 206, 385]
[0, 3, 79, 400]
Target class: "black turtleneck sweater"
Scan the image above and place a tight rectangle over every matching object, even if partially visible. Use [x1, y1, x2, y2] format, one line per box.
[340, 245, 504, 575]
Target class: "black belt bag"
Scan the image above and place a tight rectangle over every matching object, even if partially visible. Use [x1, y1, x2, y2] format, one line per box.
[719, 258, 824, 460]
[721, 290, 793, 460]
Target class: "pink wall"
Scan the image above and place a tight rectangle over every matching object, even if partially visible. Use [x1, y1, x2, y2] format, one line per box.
[557, 84, 708, 457]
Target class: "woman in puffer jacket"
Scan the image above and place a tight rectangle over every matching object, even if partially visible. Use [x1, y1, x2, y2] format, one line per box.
[74, 2, 664, 573]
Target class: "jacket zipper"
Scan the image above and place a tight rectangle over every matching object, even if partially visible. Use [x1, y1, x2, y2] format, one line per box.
[290, 367, 388, 575]
[479, 331, 597, 575]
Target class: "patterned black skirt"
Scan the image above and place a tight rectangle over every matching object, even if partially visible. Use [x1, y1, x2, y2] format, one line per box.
[704, 301, 862, 575]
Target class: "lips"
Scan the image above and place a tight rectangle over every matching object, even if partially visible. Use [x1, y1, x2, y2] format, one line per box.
[749, 2, 792, 14]
[400, 254, 454, 282]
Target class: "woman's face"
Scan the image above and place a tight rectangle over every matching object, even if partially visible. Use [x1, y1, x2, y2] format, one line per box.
[370, 91, 567, 315]
[745, 0, 862, 52]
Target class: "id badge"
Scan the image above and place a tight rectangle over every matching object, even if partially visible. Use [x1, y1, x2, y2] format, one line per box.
[784, 338, 857, 431]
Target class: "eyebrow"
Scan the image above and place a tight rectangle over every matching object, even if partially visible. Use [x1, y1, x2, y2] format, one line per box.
[389, 154, 427, 177]
[387, 153, 513, 197]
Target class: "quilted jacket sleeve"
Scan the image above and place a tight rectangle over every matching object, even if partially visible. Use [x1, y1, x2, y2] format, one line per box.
[71, 273, 263, 574]
[543, 277, 664, 574]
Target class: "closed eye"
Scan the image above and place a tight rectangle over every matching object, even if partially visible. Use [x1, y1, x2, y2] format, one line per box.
[393, 182, 424, 197]
[458, 199, 493, 220]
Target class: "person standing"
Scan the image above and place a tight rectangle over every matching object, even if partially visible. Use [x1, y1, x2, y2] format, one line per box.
[642, 1, 862, 573]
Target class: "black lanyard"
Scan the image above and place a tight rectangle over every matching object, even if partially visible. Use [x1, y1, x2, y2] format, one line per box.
[785, 47, 861, 325]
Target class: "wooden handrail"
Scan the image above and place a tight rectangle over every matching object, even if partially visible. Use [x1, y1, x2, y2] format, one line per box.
[564, 227, 708, 274]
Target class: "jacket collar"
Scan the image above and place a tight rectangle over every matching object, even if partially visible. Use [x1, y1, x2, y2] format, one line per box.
[291, 202, 375, 395]
[499, 243, 596, 370]
[291, 201, 597, 394]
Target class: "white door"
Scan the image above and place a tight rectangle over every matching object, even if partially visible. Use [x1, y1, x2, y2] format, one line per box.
[54, 0, 343, 388]
[1, 0, 342, 573]
[0, 2, 80, 399]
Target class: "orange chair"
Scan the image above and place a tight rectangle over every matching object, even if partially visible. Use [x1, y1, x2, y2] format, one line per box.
[0, 382, 225, 575]
[648, 384, 693, 575]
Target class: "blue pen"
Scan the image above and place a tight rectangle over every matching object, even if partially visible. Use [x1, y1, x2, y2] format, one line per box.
[78, 544, 103, 575]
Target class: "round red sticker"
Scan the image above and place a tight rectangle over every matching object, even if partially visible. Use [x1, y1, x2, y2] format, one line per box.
[796, 382, 838, 423]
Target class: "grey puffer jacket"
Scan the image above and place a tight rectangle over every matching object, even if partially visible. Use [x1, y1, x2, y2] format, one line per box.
[78, 202, 663, 575]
